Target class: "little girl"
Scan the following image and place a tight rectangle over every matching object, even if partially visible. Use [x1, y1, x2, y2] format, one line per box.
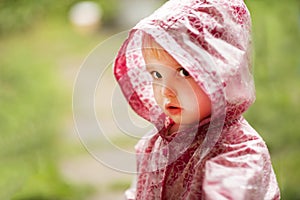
[114, 0, 280, 199]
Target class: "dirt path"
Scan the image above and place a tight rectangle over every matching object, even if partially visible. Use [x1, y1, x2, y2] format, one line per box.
[58, 57, 134, 199]
[59, 151, 132, 199]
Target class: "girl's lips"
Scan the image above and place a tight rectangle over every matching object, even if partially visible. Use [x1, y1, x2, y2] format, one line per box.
[165, 104, 182, 115]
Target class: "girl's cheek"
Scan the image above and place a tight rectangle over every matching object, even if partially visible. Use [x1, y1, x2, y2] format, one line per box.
[152, 84, 162, 105]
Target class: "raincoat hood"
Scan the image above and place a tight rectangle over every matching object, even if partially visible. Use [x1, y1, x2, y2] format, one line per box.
[114, 0, 255, 132]
[114, 0, 257, 165]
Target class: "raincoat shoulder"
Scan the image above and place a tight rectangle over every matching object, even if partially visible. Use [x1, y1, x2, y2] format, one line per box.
[202, 118, 280, 200]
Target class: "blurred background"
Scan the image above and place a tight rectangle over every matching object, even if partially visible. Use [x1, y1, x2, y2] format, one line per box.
[0, 0, 299, 199]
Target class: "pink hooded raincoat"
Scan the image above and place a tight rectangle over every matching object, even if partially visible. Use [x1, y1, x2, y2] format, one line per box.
[114, 0, 280, 199]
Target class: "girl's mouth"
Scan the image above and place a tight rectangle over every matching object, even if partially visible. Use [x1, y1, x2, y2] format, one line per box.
[165, 104, 182, 115]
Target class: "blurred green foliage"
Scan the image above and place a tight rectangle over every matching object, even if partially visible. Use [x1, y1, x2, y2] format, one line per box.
[0, 13, 98, 200]
[2, 46, 59, 198]
[0, 0, 118, 36]
[245, 0, 300, 199]
[0, 34, 64, 199]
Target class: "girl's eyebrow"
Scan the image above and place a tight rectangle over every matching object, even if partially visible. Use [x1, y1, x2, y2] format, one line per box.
[146, 63, 182, 69]
[175, 67, 184, 71]
[145, 65, 157, 71]
[145, 62, 164, 67]
[145, 63, 166, 71]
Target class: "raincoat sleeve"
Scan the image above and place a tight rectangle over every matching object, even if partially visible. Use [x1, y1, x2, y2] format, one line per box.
[202, 132, 279, 200]
[124, 134, 148, 200]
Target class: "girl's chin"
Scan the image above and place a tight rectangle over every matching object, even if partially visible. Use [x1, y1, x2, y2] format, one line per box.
[170, 121, 200, 131]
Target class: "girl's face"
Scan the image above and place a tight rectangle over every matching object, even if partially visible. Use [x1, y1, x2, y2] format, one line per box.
[144, 50, 211, 129]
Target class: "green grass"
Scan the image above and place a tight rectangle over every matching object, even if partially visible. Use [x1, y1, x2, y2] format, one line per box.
[245, 1, 300, 199]
[0, 18, 108, 199]
[107, 180, 131, 192]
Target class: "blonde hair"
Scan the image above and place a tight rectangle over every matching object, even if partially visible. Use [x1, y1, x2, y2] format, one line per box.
[142, 33, 175, 63]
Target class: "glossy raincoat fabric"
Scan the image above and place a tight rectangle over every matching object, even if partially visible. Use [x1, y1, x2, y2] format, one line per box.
[114, 0, 280, 199]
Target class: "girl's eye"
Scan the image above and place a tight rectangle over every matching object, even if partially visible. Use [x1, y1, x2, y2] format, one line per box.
[178, 68, 190, 77]
[151, 71, 162, 79]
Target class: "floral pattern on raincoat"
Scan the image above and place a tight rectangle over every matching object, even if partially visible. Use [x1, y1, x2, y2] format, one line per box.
[113, 0, 280, 199]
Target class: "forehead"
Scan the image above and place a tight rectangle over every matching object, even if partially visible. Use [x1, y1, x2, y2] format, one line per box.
[143, 48, 181, 71]
[142, 33, 181, 70]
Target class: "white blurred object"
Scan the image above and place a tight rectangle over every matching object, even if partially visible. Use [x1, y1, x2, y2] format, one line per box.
[118, 0, 161, 29]
[69, 1, 102, 34]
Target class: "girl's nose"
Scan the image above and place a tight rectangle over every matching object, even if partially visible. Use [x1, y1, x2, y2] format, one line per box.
[161, 85, 176, 97]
